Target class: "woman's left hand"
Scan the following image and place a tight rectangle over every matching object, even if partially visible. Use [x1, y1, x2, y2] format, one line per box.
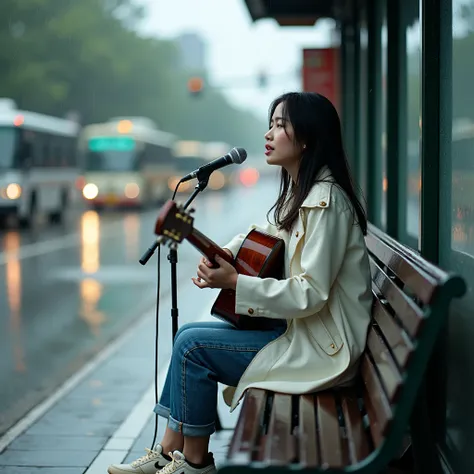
[192, 255, 238, 290]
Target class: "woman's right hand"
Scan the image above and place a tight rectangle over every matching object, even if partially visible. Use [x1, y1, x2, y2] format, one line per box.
[198, 248, 233, 269]
[194, 248, 233, 284]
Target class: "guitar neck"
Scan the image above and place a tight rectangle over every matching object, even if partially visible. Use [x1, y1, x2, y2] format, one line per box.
[186, 228, 234, 265]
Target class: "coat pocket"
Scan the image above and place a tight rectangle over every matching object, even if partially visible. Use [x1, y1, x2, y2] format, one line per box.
[307, 307, 344, 355]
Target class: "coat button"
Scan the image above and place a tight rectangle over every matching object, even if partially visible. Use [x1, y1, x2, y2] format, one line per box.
[248, 308, 254, 315]
[320, 201, 327, 207]
[295, 231, 299, 238]
[330, 343, 335, 349]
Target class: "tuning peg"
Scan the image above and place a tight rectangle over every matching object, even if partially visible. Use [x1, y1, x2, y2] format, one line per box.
[188, 208, 196, 214]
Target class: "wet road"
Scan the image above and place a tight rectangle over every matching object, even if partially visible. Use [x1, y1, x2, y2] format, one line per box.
[0, 176, 279, 436]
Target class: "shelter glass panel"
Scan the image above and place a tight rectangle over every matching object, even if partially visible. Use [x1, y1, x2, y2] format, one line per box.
[404, 3, 421, 244]
[441, 2, 474, 472]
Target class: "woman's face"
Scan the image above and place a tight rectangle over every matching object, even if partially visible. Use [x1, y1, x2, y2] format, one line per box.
[264, 102, 303, 179]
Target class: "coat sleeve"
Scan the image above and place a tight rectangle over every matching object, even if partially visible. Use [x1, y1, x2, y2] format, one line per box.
[222, 220, 279, 259]
[234, 204, 352, 319]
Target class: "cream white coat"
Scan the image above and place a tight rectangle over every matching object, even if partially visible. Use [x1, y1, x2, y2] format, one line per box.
[222, 178, 372, 411]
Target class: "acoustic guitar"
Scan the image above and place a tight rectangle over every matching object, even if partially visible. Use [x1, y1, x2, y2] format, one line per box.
[154, 200, 285, 330]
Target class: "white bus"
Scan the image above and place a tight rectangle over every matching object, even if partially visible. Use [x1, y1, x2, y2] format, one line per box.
[169, 140, 228, 193]
[203, 141, 236, 190]
[78, 117, 177, 208]
[0, 99, 80, 226]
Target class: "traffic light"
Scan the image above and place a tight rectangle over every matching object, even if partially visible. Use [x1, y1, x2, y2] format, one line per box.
[187, 77, 204, 96]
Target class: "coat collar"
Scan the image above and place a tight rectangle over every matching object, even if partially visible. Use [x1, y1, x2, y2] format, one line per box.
[301, 167, 334, 209]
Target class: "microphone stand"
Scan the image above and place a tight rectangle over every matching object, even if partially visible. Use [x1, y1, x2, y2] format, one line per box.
[168, 177, 209, 341]
[140, 176, 209, 338]
[139, 173, 224, 431]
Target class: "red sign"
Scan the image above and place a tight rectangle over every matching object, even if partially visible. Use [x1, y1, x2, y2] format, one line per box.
[302, 48, 340, 113]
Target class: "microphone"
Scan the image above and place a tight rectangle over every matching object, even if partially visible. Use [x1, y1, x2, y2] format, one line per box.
[180, 147, 247, 183]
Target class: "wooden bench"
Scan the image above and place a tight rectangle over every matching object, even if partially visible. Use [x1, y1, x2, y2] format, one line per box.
[218, 223, 466, 474]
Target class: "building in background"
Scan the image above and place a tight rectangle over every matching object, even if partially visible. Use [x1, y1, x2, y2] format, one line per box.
[175, 32, 208, 72]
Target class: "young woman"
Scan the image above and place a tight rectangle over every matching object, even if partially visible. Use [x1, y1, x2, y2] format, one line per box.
[108, 92, 372, 474]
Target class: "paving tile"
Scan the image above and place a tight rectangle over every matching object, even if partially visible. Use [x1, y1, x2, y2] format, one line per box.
[8, 434, 107, 451]
[0, 449, 97, 467]
[34, 404, 133, 426]
[66, 388, 143, 401]
[65, 377, 149, 401]
[26, 419, 119, 437]
[104, 437, 135, 450]
[51, 397, 136, 414]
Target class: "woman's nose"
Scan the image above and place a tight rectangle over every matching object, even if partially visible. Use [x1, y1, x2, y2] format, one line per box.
[264, 130, 272, 140]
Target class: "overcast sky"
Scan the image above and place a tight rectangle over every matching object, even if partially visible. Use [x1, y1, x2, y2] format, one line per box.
[141, 0, 337, 119]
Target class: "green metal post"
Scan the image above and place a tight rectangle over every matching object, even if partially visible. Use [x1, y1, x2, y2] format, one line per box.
[366, 0, 383, 226]
[386, 0, 401, 239]
[420, 0, 441, 262]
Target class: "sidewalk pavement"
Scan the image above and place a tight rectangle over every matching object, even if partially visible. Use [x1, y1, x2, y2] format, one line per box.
[0, 306, 238, 473]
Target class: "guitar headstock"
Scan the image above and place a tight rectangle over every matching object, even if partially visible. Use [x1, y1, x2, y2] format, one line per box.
[154, 200, 194, 246]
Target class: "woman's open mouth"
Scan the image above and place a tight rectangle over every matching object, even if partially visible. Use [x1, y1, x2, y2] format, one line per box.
[265, 144, 274, 156]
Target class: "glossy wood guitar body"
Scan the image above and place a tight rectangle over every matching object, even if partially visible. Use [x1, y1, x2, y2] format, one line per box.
[211, 229, 285, 330]
[153, 200, 285, 330]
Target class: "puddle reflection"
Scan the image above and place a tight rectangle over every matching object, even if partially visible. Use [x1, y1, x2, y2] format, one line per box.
[81, 211, 100, 274]
[123, 213, 140, 261]
[79, 211, 106, 334]
[79, 278, 106, 336]
[4, 232, 25, 372]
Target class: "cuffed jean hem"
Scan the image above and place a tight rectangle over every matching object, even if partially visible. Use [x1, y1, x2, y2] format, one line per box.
[154, 403, 216, 436]
[154, 403, 170, 418]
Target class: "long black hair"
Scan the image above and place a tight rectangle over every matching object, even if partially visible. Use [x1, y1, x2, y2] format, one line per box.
[266, 92, 367, 235]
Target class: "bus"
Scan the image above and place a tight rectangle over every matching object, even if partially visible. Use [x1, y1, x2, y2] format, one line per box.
[78, 117, 176, 208]
[203, 142, 263, 189]
[168, 140, 229, 194]
[0, 98, 80, 226]
[203, 141, 234, 190]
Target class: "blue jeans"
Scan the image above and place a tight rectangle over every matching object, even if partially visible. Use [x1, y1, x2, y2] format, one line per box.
[154, 320, 287, 436]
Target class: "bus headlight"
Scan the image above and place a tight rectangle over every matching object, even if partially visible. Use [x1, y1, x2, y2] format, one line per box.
[124, 182, 140, 199]
[5, 183, 22, 200]
[83, 183, 99, 200]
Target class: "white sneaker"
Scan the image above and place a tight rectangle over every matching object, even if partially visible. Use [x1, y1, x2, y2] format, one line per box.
[107, 443, 170, 474]
[158, 450, 216, 474]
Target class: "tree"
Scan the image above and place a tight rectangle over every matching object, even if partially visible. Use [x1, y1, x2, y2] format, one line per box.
[0, 0, 266, 152]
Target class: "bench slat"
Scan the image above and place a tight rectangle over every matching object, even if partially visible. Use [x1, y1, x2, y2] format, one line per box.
[370, 258, 424, 337]
[340, 389, 370, 463]
[263, 393, 295, 464]
[372, 294, 414, 369]
[367, 327, 404, 403]
[316, 392, 347, 467]
[366, 226, 438, 304]
[227, 388, 266, 462]
[298, 395, 319, 467]
[361, 355, 393, 447]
